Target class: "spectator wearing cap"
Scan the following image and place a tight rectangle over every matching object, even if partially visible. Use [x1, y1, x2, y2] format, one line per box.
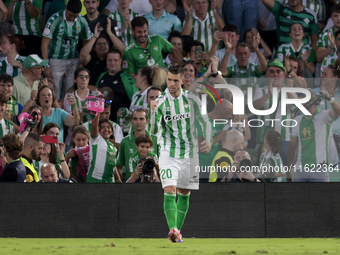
[13, 54, 48, 106]
[41, 0, 93, 100]
[5, 0, 43, 56]
[261, 0, 318, 51]
[144, 0, 182, 40]
[83, 0, 125, 52]
[252, 59, 296, 166]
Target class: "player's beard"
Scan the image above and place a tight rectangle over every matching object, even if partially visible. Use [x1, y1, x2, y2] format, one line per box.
[31, 149, 41, 162]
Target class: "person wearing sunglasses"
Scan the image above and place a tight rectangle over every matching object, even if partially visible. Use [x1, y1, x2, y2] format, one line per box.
[122, 16, 183, 79]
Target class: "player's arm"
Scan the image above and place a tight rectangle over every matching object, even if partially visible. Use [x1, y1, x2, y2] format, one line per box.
[286, 136, 298, 182]
[149, 100, 160, 135]
[194, 97, 212, 153]
[325, 92, 340, 120]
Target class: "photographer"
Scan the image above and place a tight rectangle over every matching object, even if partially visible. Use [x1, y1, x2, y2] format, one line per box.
[127, 135, 159, 183]
[221, 150, 260, 183]
[287, 88, 340, 182]
[0, 133, 26, 182]
[126, 156, 160, 183]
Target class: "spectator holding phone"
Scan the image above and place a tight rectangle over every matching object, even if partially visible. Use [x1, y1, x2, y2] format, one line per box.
[36, 85, 80, 143]
[189, 40, 211, 76]
[0, 94, 14, 138]
[244, 28, 272, 65]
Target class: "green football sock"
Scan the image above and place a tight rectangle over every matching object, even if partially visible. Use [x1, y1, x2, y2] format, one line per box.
[176, 193, 190, 231]
[164, 193, 177, 230]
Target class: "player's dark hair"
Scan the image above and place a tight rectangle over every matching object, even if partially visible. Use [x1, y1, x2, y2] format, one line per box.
[67, 0, 82, 14]
[331, 4, 340, 14]
[132, 108, 149, 120]
[1, 133, 23, 160]
[222, 24, 238, 34]
[191, 40, 205, 52]
[107, 49, 122, 59]
[168, 64, 184, 78]
[99, 118, 114, 132]
[265, 129, 282, 155]
[147, 86, 162, 99]
[168, 31, 182, 44]
[0, 74, 13, 86]
[0, 94, 8, 105]
[42, 122, 60, 135]
[181, 60, 199, 78]
[23, 133, 44, 149]
[131, 16, 148, 30]
[289, 23, 304, 34]
[135, 134, 153, 147]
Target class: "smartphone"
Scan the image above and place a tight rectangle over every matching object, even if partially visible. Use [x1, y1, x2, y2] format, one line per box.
[226, 32, 232, 38]
[42, 136, 58, 144]
[195, 46, 202, 60]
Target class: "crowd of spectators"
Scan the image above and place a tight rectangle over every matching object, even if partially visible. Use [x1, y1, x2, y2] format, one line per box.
[0, 0, 340, 183]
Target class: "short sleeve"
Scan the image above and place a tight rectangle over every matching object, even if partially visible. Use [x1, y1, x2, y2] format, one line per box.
[317, 32, 325, 48]
[159, 35, 173, 54]
[116, 139, 125, 166]
[226, 66, 233, 78]
[80, 19, 93, 41]
[308, 48, 316, 63]
[310, 22, 319, 35]
[43, 14, 58, 39]
[173, 16, 183, 32]
[57, 108, 70, 123]
[254, 65, 263, 76]
[123, 50, 136, 74]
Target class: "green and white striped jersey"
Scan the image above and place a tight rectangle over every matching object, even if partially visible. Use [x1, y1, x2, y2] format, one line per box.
[320, 51, 338, 76]
[279, 0, 325, 21]
[259, 149, 284, 182]
[276, 43, 316, 63]
[87, 134, 117, 183]
[82, 120, 124, 143]
[42, 10, 93, 59]
[184, 10, 216, 54]
[0, 118, 15, 138]
[225, 62, 262, 94]
[0, 55, 26, 77]
[317, 27, 337, 50]
[292, 109, 334, 168]
[271, 1, 318, 47]
[129, 86, 151, 112]
[253, 86, 296, 143]
[7, 0, 42, 36]
[150, 88, 212, 159]
[7, 95, 19, 124]
[108, 9, 140, 47]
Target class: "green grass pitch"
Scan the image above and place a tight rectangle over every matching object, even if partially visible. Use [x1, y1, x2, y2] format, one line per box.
[0, 238, 340, 254]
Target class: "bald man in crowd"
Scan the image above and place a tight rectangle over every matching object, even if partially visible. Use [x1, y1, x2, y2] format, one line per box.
[198, 99, 233, 182]
[40, 163, 71, 183]
[209, 129, 246, 182]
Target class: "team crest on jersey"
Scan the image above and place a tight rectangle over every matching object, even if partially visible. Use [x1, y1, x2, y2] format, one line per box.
[113, 80, 118, 84]
[77, 26, 81, 31]
[286, 16, 291, 19]
[129, 149, 134, 153]
[139, 54, 144, 59]
[43, 28, 50, 35]
[304, 18, 310, 24]
[123, 60, 128, 68]
[184, 103, 189, 109]
[153, 46, 158, 51]
[165, 20, 169, 24]
[166, 107, 170, 111]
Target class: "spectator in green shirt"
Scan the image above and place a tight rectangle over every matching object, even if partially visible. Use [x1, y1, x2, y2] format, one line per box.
[122, 16, 183, 79]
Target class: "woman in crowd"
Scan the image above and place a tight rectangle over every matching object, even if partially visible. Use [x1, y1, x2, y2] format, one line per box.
[64, 67, 96, 146]
[258, 129, 284, 182]
[276, 23, 316, 75]
[65, 125, 90, 183]
[0, 35, 25, 77]
[181, 60, 198, 91]
[87, 114, 121, 183]
[36, 85, 80, 143]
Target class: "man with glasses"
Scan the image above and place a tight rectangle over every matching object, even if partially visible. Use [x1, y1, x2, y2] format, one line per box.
[13, 54, 48, 106]
[122, 16, 183, 79]
[41, 0, 93, 100]
[96, 49, 138, 122]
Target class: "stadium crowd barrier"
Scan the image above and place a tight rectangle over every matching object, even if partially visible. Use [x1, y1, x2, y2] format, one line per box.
[0, 183, 339, 238]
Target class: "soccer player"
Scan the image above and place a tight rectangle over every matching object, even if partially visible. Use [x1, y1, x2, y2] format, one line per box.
[150, 64, 212, 242]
